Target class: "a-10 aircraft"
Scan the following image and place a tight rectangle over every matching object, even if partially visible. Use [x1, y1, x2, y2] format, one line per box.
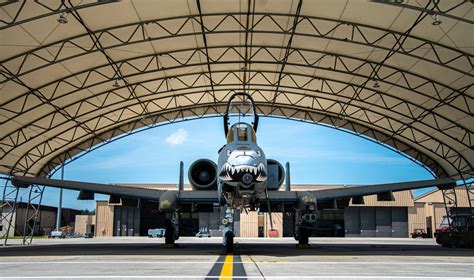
[12, 93, 455, 253]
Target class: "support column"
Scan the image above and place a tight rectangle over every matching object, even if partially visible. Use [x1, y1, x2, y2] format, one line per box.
[55, 165, 64, 231]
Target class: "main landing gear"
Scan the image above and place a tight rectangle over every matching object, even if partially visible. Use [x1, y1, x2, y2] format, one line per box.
[164, 212, 180, 248]
[294, 212, 316, 248]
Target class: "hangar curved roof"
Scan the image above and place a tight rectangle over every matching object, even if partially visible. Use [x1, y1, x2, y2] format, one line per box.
[0, 0, 472, 179]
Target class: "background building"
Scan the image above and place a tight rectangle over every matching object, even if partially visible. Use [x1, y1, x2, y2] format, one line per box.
[1, 202, 79, 237]
[74, 214, 95, 235]
[85, 184, 471, 238]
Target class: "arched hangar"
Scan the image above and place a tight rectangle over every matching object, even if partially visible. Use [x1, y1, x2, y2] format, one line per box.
[0, 1, 472, 241]
[1, 0, 472, 180]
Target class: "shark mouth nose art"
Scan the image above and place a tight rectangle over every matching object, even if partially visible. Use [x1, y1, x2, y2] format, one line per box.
[219, 162, 267, 182]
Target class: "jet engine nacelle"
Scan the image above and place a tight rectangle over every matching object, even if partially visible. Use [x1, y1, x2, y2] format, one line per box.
[188, 159, 218, 190]
[266, 159, 285, 190]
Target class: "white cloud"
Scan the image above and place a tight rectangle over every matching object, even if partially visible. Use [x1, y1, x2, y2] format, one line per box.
[166, 128, 188, 146]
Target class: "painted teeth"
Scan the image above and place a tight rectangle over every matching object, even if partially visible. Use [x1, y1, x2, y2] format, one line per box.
[221, 163, 266, 177]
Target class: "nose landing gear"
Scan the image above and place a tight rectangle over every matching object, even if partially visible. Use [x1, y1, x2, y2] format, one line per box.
[222, 206, 235, 253]
[224, 230, 234, 253]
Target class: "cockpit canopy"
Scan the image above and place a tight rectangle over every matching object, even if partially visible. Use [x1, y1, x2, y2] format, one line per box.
[224, 93, 259, 137]
[228, 97, 254, 117]
[227, 123, 257, 144]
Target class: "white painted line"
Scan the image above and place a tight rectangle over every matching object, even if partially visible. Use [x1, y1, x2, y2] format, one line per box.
[0, 276, 472, 279]
[0, 261, 473, 266]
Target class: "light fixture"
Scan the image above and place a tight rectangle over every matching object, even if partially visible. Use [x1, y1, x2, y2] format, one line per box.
[432, 14, 442, 26]
[57, 13, 68, 24]
[373, 81, 380, 88]
[113, 80, 119, 88]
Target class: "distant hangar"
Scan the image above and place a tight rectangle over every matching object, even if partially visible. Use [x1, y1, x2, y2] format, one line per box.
[78, 184, 471, 238]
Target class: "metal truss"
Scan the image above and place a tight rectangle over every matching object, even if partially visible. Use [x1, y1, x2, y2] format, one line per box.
[441, 182, 473, 231]
[441, 187, 459, 229]
[7, 81, 464, 175]
[376, 0, 473, 25]
[2, 62, 471, 178]
[2, 45, 470, 119]
[40, 100, 438, 179]
[2, 48, 470, 145]
[1, 177, 20, 245]
[20, 184, 45, 245]
[1, 12, 472, 83]
[0, 12, 471, 180]
[0, 0, 117, 30]
[1, 180, 46, 245]
[2, 14, 471, 179]
[461, 178, 473, 211]
[39, 98, 443, 178]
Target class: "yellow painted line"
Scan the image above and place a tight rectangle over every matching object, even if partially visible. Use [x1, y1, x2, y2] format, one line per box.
[219, 254, 233, 280]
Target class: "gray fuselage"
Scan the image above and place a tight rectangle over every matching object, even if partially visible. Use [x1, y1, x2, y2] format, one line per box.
[217, 122, 267, 205]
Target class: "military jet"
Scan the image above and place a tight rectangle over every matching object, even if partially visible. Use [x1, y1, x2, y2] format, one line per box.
[12, 92, 455, 253]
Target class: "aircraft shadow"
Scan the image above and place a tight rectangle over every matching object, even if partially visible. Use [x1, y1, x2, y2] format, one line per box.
[0, 242, 472, 257]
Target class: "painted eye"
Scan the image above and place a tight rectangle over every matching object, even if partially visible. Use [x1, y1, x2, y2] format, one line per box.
[226, 150, 231, 156]
[256, 150, 261, 157]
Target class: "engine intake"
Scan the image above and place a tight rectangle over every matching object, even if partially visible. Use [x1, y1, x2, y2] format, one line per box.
[188, 159, 218, 190]
[266, 159, 285, 190]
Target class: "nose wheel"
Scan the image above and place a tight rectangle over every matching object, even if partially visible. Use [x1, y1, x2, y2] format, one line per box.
[225, 230, 234, 253]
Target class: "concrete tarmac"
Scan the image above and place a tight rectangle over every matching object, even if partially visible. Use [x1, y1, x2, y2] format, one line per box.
[0, 237, 473, 279]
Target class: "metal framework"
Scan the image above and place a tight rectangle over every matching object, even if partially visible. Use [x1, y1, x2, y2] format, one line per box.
[1, 178, 20, 245]
[20, 183, 45, 245]
[0, 0, 472, 242]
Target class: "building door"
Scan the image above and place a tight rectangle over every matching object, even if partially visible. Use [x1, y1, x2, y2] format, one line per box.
[376, 208, 392, 237]
[283, 212, 294, 237]
[391, 207, 408, 238]
[344, 207, 360, 237]
[360, 207, 376, 237]
[179, 212, 199, 236]
[114, 206, 140, 236]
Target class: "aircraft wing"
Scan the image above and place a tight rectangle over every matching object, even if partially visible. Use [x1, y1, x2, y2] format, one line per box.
[264, 178, 456, 203]
[12, 176, 455, 206]
[310, 178, 455, 201]
[12, 176, 165, 201]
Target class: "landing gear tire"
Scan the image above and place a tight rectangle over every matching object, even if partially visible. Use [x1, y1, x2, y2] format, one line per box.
[164, 219, 175, 245]
[225, 231, 234, 253]
[298, 227, 309, 245]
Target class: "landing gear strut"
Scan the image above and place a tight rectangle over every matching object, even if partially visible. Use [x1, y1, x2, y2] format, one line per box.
[294, 211, 316, 248]
[164, 212, 179, 247]
[222, 206, 235, 253]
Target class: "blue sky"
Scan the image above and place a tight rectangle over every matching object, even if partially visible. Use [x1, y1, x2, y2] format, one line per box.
[13, 117, 435, 210]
